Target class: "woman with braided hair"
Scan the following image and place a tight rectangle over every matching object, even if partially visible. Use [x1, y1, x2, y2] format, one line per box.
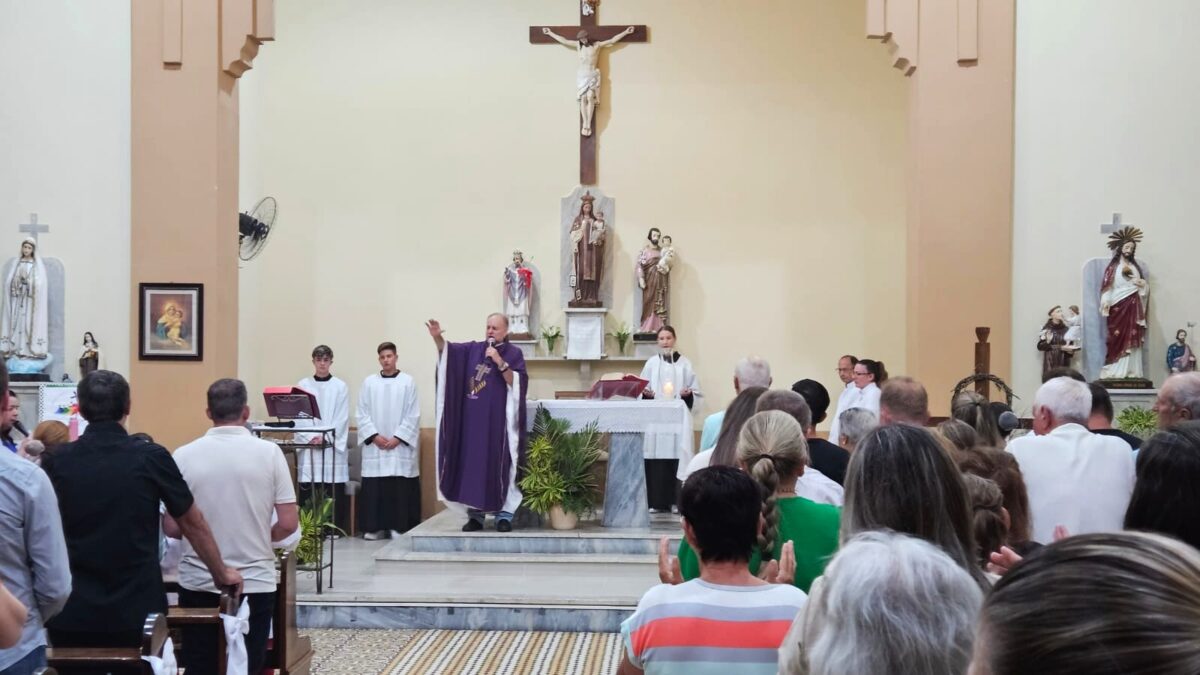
[670, 410, 841, 592]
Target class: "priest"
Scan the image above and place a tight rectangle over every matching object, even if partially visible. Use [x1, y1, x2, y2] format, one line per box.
[356, 342, 421, 539]
[427, 314, 528, 533]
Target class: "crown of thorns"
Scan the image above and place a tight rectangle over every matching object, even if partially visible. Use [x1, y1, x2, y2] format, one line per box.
[1107, 226, 1143, 251]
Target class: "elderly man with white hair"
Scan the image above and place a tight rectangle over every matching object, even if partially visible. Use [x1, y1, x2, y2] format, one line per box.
[1153, 371, 1200, 430]
[779, 531, 983, 675]
[698, 357, 772, 451]
[1006, 377, 1134, 544]
[835, 407, 877, 453]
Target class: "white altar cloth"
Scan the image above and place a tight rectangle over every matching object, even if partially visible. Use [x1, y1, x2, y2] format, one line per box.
[526, 399, 695, 479]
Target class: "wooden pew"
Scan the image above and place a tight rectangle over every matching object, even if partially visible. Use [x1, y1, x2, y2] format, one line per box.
[47, 612, 169, 674]
[165, 589, 238, 675]
[267, 550, 314, 675]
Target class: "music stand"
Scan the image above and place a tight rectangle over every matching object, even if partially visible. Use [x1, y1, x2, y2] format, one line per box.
[263, 386, 321, 422]
[587, 375, 649, 400]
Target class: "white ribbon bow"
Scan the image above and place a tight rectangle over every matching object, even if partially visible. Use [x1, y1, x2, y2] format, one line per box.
[141, 636, 178, 675]
[221, 597, 251, 675]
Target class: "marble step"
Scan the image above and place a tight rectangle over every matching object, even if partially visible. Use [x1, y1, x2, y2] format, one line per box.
[383, 551, 661, 566]
[405, 509, 680, 555]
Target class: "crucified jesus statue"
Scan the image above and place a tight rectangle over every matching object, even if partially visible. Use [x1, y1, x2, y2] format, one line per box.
[541, 26, 636, 137]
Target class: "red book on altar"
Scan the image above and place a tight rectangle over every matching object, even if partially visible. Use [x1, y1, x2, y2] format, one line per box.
[587, 375, 649, 400]
[263, 386, 321, 420]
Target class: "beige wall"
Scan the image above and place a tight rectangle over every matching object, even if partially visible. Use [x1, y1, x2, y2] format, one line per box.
[1011, 0, 1200, 410]
[0, 1, 131, 378]
[238, 0, 909, 427]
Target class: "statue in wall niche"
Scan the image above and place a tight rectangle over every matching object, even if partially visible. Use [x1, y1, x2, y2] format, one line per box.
[636, 229, 676, 335]
[504, 250, 534, 339]
[0, 237, 51, 372]
[79, 332, 100, 378]
[569, 192, 606, 307]
[1038, 305, 1079, 379]
[1167, 329, 1197, 373]
[1099, 227, 1150, 381]
[540, 25, 636, 137]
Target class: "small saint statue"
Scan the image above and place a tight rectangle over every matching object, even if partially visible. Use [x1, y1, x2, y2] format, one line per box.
[1063, 304, 1082, 349]
[1167, 329, 1197, 373]
[1038, 305, 1079, 379]
[79, 332, 100, 378]
[541, 25, 636, 137]
[569, 193, 606, 307]
[636, 229, 676, 334]
[503, 250, 534, 339]
[1099, 227, 1150, 380]
[0, 237, 51, 365]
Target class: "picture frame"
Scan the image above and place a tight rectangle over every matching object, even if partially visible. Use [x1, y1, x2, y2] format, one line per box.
[138, 283, 203, 360]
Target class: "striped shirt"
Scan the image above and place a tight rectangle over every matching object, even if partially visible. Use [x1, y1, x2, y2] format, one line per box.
[621, 579, 807, 675]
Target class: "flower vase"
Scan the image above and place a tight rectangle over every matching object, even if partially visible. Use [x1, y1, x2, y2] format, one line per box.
[548, 504, 578, 530]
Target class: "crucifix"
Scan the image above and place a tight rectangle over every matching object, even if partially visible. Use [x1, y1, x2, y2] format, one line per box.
[1100, 212, 1131, 235]
[530, 2, 648, 186]
[18, 213, 50, 244]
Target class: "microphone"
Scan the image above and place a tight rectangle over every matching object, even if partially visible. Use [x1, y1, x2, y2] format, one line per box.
[997, 411, 1020, 434]
[12, 421, 28, 438]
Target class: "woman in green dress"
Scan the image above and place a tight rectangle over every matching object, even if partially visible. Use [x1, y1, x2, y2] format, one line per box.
[670, 411, 841, 592]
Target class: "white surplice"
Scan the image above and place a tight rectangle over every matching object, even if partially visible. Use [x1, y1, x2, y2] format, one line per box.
[828, 382, 880, 444]
[296, 375, 350, 483]
[356, 372, 421, 478]
[640, 354, 701, 479]
[1007, 423, 1135, 544]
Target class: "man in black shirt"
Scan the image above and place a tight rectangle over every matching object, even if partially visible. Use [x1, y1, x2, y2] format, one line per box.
[1087, 382, 1141, 450]
[772, 382, 850, 485]
[42, 371, 241, 648]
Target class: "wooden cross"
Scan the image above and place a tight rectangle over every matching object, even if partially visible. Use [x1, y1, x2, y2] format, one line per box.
[530, 2, 648, 186]
[18, 213, 50, 243]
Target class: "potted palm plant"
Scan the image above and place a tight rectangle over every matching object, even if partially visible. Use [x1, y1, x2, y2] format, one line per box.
[519, 406, 603, 530]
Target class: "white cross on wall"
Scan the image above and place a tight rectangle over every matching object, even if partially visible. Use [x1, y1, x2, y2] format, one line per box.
[18, 213, 50, 243]
[1100, 212, 1130, 234]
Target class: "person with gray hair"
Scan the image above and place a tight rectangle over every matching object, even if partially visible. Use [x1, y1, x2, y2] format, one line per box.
[1007, 377, 1134, 543]
[1153, 371, 1200, 430]
[698, 356, 772, 451]
[779, 531, 983, 675]
[836, 407, 877, 453]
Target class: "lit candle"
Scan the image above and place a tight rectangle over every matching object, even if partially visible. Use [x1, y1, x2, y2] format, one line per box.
[662, 381, 675, 398]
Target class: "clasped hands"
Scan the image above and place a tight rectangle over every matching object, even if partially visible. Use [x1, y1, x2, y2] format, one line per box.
[657, 537, 796, 586]
[374, 436, 403, 450]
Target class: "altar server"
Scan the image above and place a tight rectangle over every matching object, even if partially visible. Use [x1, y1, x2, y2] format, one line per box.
[297, 344, 351, 533]
[356, 342, 421, 539]
[640, 326, 702, 511]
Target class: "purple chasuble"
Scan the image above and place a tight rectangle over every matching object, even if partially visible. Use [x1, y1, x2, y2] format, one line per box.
[438, 340, 528, 512]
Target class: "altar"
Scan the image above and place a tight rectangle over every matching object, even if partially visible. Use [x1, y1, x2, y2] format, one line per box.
[526, 398, 693, 529]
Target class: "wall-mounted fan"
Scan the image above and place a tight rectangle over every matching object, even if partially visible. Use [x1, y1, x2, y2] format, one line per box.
[238, 196, 277, 262]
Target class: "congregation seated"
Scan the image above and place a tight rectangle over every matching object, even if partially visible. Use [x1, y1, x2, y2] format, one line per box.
[755, 390, 843, 506]
[1007, 377, 1134, 544]
[1124, 421, 1200, 550]
[787, 379, 849, 484]
[835, 407, 876, 453]
[843, 424, 988, 587]
[878, 376, 929, 426]
[682, 386, 766, 479]
[622, 466, 807, 675]
[779, 531, 983, 675]
[40, 371, 242, 649]
[974, 532, 1200, 674]
[674, 411, 840, 592]
[1085, 383, 1141, 449]
[698, 356, 771, 452]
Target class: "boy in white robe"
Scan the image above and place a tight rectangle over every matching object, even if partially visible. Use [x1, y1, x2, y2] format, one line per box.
[297, 344, 351, 533]
[356, 342, 421, 539]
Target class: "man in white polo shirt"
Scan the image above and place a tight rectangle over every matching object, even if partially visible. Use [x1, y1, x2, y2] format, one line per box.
[169, 378, 298, 675]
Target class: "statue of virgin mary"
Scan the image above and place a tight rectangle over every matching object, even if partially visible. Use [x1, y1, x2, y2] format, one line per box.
[0, 238, 50, 360]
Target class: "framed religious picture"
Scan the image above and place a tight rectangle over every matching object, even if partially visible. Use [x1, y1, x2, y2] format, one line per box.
[138, 282, 204, 360]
